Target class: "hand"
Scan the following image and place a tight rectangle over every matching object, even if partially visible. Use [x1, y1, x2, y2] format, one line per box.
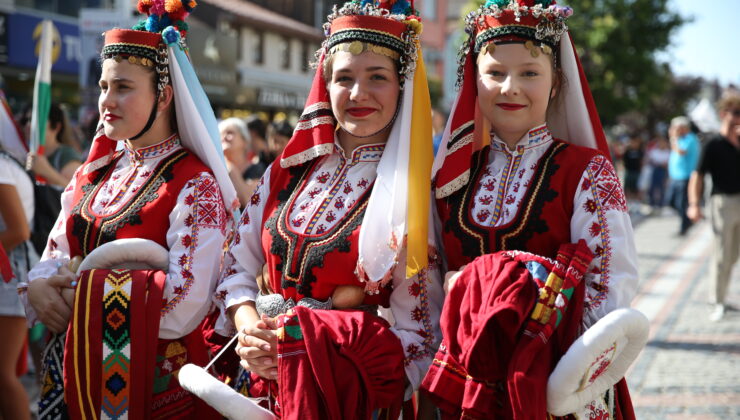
[31, 154, 56, 180]
[27, 265, 77, 333]
[443, 265, 466, 295]
[235, 314, 279, 380]
[687, 204, 703, 223]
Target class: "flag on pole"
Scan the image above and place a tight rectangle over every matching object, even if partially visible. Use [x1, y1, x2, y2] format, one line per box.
[28, 19, 53, 168]
[0, 90, 27, 163]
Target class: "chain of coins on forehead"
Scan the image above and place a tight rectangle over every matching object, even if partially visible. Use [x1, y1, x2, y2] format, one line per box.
[102, 42, 170, 95]
[329, 40, 401, 60]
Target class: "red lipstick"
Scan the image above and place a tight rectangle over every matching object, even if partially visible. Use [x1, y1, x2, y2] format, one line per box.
[347, 107, 376, 117]
[104, 113, 121, 122]
[496, 103, 526, 111]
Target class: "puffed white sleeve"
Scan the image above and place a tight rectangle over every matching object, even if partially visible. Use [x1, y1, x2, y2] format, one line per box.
[212, 168, 271, 335]
[159, 172, 228, 339]
[570, 154, 639, 329]
[21, 172, 79, 326]
[386, 245, 444, 396]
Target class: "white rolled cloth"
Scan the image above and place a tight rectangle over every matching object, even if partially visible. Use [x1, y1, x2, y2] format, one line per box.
[76, 238, 170, 274]
[547, 308, 649, 415]
[178, 364, 277, 420]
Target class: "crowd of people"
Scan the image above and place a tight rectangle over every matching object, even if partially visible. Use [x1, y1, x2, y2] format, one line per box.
[0, 0, 737, 419]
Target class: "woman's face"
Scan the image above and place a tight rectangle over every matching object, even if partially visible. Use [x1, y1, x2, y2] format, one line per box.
[98, 58, 157, 141]
[221, 124, 249, 163]
[476, 43, 555, 144]
[328, 50, 400, 139]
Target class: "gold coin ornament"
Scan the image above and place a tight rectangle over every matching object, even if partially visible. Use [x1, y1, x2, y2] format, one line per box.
[349, 40, 364, 55]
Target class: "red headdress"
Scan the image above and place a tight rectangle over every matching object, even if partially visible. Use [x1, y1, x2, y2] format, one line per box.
[432, 0, 610, 198]
[278, 0, 434, 284]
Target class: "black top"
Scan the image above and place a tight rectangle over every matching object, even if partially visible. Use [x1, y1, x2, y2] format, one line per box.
[697, 135, 740, 195]
[622, 147, 644, 172]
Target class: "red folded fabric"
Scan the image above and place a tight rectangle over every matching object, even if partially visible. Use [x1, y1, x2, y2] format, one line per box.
[276, 307, 405, 420]
[422, 241, 593, 419]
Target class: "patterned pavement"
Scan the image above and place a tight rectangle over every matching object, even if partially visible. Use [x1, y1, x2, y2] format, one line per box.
[627, 209, 740, 419]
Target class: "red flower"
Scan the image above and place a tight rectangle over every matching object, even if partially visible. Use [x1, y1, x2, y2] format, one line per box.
[589, 222, 601, 237]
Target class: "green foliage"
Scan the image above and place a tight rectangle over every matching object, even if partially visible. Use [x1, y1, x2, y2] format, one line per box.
[461, 0, 690, 128]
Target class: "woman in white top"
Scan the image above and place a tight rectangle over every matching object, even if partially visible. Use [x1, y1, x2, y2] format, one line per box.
[0, 148, 35, 420]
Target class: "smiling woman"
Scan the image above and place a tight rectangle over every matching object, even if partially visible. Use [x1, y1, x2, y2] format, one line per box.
[212, 1, 444, 419]
[424, 0, 642, 419]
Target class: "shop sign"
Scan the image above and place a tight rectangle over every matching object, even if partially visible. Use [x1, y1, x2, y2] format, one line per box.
[258, 87, 307, 110]
[8, 12, 81, 74]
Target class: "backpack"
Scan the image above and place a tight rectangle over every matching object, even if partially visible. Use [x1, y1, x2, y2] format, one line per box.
[0, 150, 63, 255]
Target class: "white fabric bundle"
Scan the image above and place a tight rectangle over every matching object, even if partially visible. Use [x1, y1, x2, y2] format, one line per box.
[76, 238, 170, 274]
[547, 308, 649, 415]
[178, 364, 276, 420]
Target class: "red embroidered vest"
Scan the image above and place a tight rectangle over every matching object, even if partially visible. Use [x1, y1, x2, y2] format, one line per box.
[437, 140, 601, 270]
[260, 161, 391, 305]
[66, 149, 211, 258]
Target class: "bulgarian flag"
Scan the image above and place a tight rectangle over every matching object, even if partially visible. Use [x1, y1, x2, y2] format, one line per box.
[28, 19, 53, 167]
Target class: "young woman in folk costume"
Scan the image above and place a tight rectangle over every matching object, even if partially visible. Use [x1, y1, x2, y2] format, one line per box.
[421, 0, 639, 418]
[213, 0, 444, 418]
[19, 1, 239, 418]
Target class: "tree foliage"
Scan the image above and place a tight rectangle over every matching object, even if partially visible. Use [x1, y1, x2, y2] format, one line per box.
[461, 0, 689, 127]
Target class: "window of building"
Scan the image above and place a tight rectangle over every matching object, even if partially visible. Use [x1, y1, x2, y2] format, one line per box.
[281, 36, 291, 70]
[253, 31, 265, 65]
[301, 41, 311, 73]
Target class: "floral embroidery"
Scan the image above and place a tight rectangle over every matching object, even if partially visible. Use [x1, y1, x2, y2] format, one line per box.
[583, 198, 597, 214]
[482, 179, 496, 191]
[250, 190, 261, 206]
[308, 188, 322, 199]
[163, 173, 226, 315]
[343, 182, 353, 194]
[478, 195, 494, 205]
[316, 172, 330, 183]
[334, 196, 345, 209]
[315, 224, 326, 234]
[476, 209, 491, 223]
[325, 210, 336, 222]
[292, 216, 306, 227]
[589, 222, 601, 237]
[356, 178, 369, 188]
[584, 155, 627, 212]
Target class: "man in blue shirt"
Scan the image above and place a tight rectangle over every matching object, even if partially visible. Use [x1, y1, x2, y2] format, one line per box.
[666, 116, 700, 235]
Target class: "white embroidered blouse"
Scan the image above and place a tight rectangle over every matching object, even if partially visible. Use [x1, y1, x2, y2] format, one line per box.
[215, 141, 444, 392]
[469, 125, 638, 329]
[21, 136, 228, 339]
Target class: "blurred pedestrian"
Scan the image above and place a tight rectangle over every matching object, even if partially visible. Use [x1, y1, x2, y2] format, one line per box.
[687, 93, 740, 321]
[622, 135, 644, 203]
[220, 117, 253, 208]
[22, 103, 83, 188]
[243, 116, 270, 185]
[0, 145, 35, 420]
[266, 119, 292, 159]
[646, 136, 670, 211]
[665, 116, 699, 235]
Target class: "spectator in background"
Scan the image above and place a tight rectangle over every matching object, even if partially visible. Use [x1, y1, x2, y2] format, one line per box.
[666, 116, 700, 236]
[687, 93, 740, 321]
[431, 107, 447, 156]
[220, 117, 253, 208]
[622, 135, 644, 203]
[22, 103, 83, 188]
[245, 115, 268, 162]
[0, 144, 35, 420]
[267, 119, 292, 159]
[646, 135, 670, 212]
[243, 116, 271, 185]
